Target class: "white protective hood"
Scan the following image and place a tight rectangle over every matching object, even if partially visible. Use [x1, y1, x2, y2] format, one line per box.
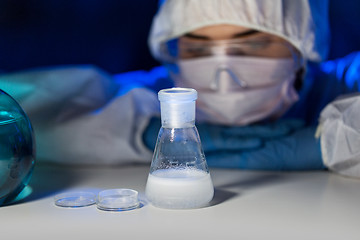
[149, 0, 329, 62]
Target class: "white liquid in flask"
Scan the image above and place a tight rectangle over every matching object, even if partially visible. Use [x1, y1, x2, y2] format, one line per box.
[146, 168, 214, 209]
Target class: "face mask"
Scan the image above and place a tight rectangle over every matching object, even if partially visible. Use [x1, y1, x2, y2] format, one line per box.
[171, 55, 299, 125]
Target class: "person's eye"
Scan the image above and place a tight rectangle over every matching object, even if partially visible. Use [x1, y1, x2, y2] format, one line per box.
[248, 41, 271, 49]
[188, 47, 206, 53]
[184, 47, 210, 56]
[239, 42, 272, 56]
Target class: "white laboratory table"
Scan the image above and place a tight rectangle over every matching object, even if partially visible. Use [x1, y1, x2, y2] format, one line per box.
[0, 163, 359, 240]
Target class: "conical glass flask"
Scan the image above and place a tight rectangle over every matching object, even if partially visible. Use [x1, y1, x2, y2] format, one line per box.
[145, 88, 214, 209]
[0, 89, 35, 205]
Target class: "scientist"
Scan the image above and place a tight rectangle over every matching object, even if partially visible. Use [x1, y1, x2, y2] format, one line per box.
[0, 0, 360, 177]
[142, 0, 357, 172]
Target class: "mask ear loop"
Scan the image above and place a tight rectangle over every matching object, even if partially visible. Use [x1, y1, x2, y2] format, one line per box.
[211, 65, 248, 90]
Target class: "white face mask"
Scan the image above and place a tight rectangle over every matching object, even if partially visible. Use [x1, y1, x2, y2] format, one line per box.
[171, 55, 299, 125]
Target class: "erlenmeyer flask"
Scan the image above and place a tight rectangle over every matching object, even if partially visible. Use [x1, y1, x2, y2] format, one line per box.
[145, 88, 214, 209]
[0, 89, 35, 205]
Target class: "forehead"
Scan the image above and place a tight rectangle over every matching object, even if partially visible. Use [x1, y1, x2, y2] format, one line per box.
[184, 24, 286, 42]
[190, 25, 251, 39]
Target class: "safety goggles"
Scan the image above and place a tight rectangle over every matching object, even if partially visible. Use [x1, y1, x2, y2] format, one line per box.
[160, 37, 302, 65]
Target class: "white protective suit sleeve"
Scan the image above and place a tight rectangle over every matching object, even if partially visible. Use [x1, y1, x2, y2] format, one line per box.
[317, 93, 360, 178]
[0, 66, 158, 165]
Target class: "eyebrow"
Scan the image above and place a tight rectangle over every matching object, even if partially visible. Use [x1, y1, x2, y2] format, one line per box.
[184, 29, 260, 40]
[232, 30, 260, 38]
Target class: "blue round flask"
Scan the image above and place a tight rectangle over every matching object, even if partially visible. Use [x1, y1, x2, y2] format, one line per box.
[0, 89, 35, 205]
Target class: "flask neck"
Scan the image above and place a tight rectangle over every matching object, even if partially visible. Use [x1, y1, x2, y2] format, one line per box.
[160, 101, 195, 128]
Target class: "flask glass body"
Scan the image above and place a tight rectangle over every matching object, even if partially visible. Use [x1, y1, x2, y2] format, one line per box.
[145, 88, 214, 209]
[0, 90, 35, 205]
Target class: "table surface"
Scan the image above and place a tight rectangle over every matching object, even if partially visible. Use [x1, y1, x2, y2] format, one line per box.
[1, 164, 360, 240]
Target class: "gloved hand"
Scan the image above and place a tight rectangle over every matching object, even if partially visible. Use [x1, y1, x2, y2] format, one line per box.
[197, 118, 304, 152]
[143, 116, 305, 155]
[205, 125, 325, 170]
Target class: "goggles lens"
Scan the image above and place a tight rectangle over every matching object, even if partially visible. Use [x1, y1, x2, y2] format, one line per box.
[160, 37, 301, 62]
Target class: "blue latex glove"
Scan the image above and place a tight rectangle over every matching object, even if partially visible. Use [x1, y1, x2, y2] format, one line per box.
[197, 119, 304, 152]
[142, 117, 162, 150]
[205, 125, 325, 170]
[143, 117, 305, 153]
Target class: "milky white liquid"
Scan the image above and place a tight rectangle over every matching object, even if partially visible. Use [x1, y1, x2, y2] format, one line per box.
[145, 169, 214, 209]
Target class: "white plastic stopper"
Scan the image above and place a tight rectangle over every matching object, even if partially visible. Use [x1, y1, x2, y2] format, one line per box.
[158, 88, 197, 128]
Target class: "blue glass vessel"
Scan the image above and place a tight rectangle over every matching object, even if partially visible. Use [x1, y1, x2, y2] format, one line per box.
[0, 89, 35, 205]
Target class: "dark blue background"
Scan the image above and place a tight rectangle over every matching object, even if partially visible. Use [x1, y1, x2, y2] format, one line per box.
[0, 0, 359, 74]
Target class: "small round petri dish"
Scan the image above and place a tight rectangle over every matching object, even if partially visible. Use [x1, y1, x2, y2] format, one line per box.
[96, 189, 140, 211]
[54, 191, 96, 208]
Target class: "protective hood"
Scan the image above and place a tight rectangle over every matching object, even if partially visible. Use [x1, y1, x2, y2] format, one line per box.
[149, 0, 329, 62]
